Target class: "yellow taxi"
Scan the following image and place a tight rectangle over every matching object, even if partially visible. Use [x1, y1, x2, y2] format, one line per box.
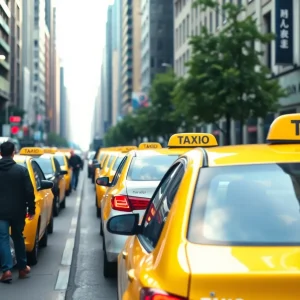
[96, 137, 217, 278]
[107, 116, 300, 299]
[95, 148, 135, 218]
[17, 149, 54, 265]
[54, 151, 73, 196]
[58, 148, 71, 159]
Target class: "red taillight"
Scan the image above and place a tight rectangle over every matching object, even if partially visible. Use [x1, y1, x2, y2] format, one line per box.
[140, 288, 187, 300]
[111, 195, 150, 212]
[25, 213, 29, 218]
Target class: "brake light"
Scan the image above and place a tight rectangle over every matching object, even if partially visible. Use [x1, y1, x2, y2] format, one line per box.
[140, 288, 187, 300]
[111, 195, 150, 212]
[26, 213, 29, 218]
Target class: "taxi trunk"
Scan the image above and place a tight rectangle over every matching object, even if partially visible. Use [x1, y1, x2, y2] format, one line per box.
[186, 244, 300, 299]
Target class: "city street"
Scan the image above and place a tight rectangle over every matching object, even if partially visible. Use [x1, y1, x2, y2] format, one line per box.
[0, 168, 117, 300]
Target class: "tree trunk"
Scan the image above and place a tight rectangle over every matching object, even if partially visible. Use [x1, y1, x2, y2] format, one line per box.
[239, 119, 244, 144]
[225, 113, 231, 145]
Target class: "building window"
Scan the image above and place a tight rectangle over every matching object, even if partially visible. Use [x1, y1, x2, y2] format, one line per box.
[34, 74, 38, 81]
[157, 39, 163, 50]
[187, 14, 189, 37]
[34, 40, 38, 47]
[216, 5, 219, 28]
[35, 62, 38, 69]
[209, 12, 213, 32]
[222, 0, 226, 23]
[151, 56, 155, 67]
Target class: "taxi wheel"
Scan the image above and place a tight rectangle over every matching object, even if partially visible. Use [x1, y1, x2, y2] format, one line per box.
[39, 225, 48, 248]
[47, 210, 54, 234]
[103, 240, 117, 278]
[60, 197, 66, 209]
[53, 195, 60, 217]
[100, 220, 103, 236]
[27, 222, 40, 266]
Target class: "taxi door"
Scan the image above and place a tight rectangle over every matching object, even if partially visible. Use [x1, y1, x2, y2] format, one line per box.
[120, 162, 185, 299]
[31, 161, 51, 234]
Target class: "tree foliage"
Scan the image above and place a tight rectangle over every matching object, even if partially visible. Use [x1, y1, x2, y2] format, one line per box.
[173, 0, 286, 144]
[104, 70, 181, 146]
[47, 132, 69, 147]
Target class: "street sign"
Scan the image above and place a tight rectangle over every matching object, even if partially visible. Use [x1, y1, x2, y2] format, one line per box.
[9, 116, 21, 123]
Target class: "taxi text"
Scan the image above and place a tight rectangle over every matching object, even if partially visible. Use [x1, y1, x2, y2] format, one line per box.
[177, 135, 210, 145]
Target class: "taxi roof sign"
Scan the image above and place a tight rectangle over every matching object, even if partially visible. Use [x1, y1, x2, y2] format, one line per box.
[168, 133, 218, 148]
[20, 147, 44, 156]
[267, 113, 300, 143]
[138, 142, 162, 150]
[43, 147, 57, 154]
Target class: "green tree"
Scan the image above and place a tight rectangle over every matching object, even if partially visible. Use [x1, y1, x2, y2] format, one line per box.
[173, 0, 286, 144]
[47, 132, 69, 147]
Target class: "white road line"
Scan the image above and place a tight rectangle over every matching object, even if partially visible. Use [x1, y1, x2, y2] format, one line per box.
[61, 238, 75, 266]
[54, 177, 84, 297]
[55, 268, 70, 290]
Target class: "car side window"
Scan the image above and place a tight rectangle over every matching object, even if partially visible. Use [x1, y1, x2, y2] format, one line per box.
[31, 161, 45, 189]
[111, 156, 128, 186]
[140, 162, 185, 249]
[53, 158, 61, 173]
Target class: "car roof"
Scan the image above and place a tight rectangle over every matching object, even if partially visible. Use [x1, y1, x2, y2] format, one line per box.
[194, 144, 300, 166]
[130, 148, 187, 157]
[14, 155, 29, 164]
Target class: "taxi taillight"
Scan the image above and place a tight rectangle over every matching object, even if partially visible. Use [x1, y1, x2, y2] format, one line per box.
[140, 288, 187, 300]
[25, 213, 29, 218]
[111, 195, 150, 212]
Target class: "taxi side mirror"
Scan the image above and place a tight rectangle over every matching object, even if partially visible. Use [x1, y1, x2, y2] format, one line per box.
[107, 214, 140, 236]
[39, 180, 54, 191]
[96, 176, 110, 186]
[60, 170, 68, 175]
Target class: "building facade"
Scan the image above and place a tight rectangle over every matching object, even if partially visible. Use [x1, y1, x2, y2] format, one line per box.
[0, 1, 10, 110]
[59, 65, 66, 139]
[32, 0, 46, 141]
[10, 0, 22, 109]
[44, 28, 50, 132]
[141, 0, 174, 93]
[174, 0, 300, 145]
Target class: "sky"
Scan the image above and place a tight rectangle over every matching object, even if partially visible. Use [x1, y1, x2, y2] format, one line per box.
[55, 0, 113, 150]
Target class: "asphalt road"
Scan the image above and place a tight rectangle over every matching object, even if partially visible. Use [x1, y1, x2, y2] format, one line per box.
[0, 177, 79, 300]
[65, 173, 117, 299]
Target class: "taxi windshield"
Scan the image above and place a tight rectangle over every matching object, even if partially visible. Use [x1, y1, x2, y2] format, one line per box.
[188, 163, 300, 246]
[127, 155, 178, 181]
[35, 158, 54, 175]
[55, 155, 65, 166]
[112, 156, 124, 171]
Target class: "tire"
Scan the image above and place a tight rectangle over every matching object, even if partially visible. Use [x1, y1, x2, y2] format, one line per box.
[48, 209, 54, 234]
[103, 238, 117, 278]
[27, 222, 40, 266]
[100, 219, 103, 236]
[60, 195, 66, 209]
[53, 194, 60, 217]
[39, 225, 48, 248]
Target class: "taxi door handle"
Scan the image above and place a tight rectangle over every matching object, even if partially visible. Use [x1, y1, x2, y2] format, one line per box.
[127, 269, 135, 282]
[122, 251, 128, 259]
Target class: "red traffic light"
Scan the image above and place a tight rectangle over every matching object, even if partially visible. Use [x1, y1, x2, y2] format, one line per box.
[9, 116, 21, 123]
[11, 126, 19, 135]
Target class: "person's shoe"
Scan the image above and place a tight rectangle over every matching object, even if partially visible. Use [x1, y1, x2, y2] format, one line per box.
[0, 270, 12, 283]
[19, 266, 31, 279]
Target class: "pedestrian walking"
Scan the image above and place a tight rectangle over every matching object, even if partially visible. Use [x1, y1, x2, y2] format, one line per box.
[0, 141, 35, 283]
[69, 150, 83, 191]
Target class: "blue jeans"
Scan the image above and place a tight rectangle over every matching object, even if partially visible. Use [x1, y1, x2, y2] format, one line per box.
[71, 169, 80, 189]
[0, 219, 27, 272]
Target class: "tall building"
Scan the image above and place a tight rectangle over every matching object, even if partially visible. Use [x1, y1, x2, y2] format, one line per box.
[173, 0, 300, 145]
[0, 2, 10, 111]
[10, 0, 22, 109]
[44, 27, 50, 132]
[121, 0, 141, 115]
[93, 86, 103, 139]
[54, 48, 60, 132]
[140, 0, 174, 93]
[45, 0, 59, 134]
[111, 0, 122, 125]
[59, 65, 67, 139]
[32, 0, 46, 140]
[22, 0, 33, 134]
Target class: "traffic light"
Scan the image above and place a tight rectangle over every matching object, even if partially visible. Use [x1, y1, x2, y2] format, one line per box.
[11, 126, 19, 135]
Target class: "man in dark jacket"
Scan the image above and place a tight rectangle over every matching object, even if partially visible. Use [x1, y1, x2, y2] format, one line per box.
[0, 141, 35, 283]
[69, 150, 83, 191]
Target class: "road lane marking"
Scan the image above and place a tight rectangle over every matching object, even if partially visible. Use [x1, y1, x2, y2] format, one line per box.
[54, 176, 84, 297]
[55, 267, 70, 290]
[61, 238, 75, 266]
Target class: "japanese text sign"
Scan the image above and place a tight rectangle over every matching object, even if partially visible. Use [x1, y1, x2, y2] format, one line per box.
[275, 0, 293, 65]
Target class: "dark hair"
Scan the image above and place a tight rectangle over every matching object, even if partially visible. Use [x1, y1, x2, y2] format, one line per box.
[0, 141, 15, 157]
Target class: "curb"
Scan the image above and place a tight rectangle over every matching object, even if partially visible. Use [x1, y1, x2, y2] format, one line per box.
[54, 177, 84, 299]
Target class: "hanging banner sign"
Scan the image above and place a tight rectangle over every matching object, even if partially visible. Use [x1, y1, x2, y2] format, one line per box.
[275, 0, 293, 65]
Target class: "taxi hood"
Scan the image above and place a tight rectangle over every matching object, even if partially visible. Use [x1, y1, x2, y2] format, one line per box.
[0, 157, 16, 171]
[185, 243, 300, 299]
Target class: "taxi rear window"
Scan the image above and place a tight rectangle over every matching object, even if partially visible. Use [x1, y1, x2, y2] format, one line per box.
[35, 158, 54, 175]
[188, 163, 300, 246]
[127, 155, 178, 181]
